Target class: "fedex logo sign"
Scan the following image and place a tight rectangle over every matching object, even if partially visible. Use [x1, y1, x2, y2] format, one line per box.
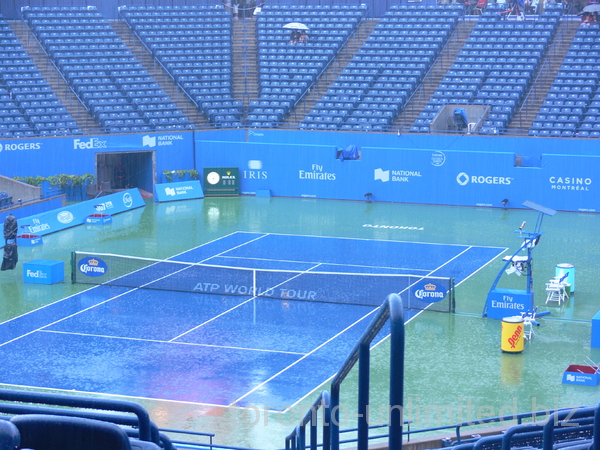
[73, 138, 107, 149]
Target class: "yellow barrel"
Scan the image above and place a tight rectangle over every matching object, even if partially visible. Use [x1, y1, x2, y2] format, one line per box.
[501, 316, 525, 353]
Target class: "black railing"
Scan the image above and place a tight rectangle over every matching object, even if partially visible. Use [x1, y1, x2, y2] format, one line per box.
[286, 293, 405, 450]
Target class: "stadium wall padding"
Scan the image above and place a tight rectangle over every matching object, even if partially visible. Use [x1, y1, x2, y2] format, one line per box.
[0, 130, 597, 213]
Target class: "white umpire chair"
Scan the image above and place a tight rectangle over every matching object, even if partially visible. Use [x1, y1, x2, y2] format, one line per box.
[545, 273, 569, 305]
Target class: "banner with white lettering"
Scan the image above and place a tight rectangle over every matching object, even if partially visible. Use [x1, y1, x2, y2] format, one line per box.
[197, 136, 600, 213]
[154, 180, 204, 202]
[17, 189, 145, 237]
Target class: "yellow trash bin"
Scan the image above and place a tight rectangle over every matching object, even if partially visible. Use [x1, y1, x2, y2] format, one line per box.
[501, 316, 525, 353]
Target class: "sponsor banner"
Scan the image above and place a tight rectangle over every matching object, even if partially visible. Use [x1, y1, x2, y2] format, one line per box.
[485, 288, 534, 320]
[3, 130, 600, 215]
[533, 154, 597, 213]
[0, 133, 193, 183]
[78, 256, 108, 277]
[22, 259, 64, 285]
[562, 365, 600, 386]
[17, 189, 145, 237]
[154, 180, 204, 202]
[197, 138, 600, 213]
[409, 280, 447, 303]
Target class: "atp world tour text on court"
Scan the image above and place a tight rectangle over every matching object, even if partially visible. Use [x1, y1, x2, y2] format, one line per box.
[193, 282, 318, 300]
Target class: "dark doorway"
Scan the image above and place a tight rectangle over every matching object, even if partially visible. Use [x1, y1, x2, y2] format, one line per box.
[95, 151, 156, 196]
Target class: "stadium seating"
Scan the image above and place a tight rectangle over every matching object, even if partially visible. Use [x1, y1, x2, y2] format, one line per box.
[0, 420, 20, 450]
[22, 5, 191, 133]
[255, 4, 367, 128]
[0, 14, 80, 137]
[302, 4, 462, 132]
[120, 5, 231, 128]
[412, 4, 563, 134]
[529, 24, 600, 138]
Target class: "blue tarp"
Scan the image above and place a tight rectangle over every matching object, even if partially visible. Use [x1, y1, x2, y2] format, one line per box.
[454, 108, 468, 131]
[337, 145, 360, 162]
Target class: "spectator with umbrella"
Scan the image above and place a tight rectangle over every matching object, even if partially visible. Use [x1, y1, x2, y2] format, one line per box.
[283, 22, 309, 43]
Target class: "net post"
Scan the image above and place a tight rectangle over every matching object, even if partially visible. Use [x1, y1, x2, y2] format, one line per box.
[450, 278, 456, 314]
[70, 251, 76, 284]
[253, 268, 257, 297]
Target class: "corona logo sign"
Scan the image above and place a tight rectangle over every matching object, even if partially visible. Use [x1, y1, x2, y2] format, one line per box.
[78, 256, 108, 277]
[412, 280, 446, 302]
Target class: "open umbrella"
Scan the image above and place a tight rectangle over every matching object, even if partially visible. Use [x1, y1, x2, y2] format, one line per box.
[283, 22, 309, 30]
[1, 214, 18, 271]
[582, 3, 600, 12]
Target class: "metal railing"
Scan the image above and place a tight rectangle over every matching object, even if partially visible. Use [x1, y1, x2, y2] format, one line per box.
[286, 293, 405, 450]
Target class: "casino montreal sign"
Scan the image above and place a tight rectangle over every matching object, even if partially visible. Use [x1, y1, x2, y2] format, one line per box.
[549, 176, 592, 191]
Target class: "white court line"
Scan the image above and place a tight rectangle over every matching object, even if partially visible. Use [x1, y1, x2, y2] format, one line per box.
[231, 244, 509, 411]
[169, 261, 325, 342]
[229, 306, 380, 409]
[0, 230, 255, 329]
[209, 254, 433, 274]
[38, 329, 307, 356]
[2, 231, 508, 412]
[239, 230, 508, 249]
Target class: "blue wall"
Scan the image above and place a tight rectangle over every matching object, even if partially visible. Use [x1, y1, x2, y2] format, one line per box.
[195, 130, 600, 213]
[0, 130, 598, 213]
[0, 132, 195, 192]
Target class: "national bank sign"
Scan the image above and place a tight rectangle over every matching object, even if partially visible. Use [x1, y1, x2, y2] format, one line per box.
[374, 168, 422, 182]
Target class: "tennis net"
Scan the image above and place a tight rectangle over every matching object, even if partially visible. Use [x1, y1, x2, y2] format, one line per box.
[71, 251, 455, 312]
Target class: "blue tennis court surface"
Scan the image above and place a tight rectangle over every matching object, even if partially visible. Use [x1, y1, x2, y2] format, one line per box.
[0, 232, 506, 410]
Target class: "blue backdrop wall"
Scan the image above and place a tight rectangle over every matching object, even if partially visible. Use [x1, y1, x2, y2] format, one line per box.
[196, 130, 598, 213]
[0, 130, 597, 213]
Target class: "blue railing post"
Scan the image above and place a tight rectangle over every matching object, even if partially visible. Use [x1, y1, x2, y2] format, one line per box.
[330, 387, 340, 450]
[357, 341, 371, 450]
[322, 391, 331, 450]
[289, 293, 404, 450]
[296, 425, 305, 450]
[388, 293, 405, 450]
